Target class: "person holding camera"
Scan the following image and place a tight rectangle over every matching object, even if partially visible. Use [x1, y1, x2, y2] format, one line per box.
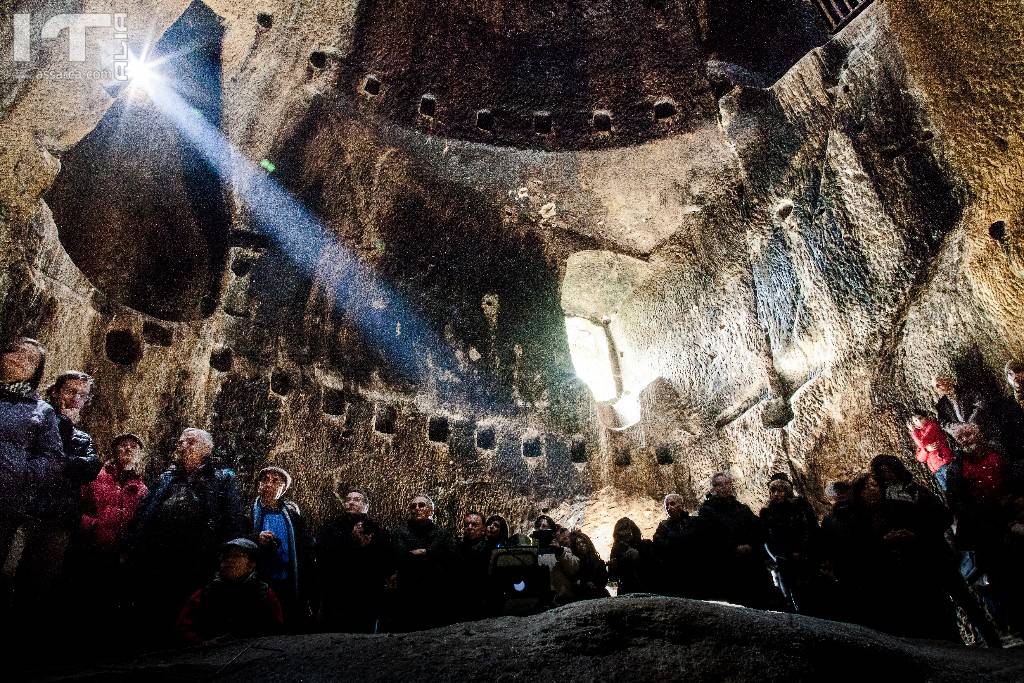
[532, 515, 579, 606]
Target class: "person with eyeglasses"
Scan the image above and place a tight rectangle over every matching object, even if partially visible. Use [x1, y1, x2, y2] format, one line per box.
[17, 372, 103, 613]
[388, 494, 456, 631]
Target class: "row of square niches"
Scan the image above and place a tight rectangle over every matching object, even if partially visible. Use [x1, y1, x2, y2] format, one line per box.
[360, 76, 677, 133]
[358, 404, 589, 463]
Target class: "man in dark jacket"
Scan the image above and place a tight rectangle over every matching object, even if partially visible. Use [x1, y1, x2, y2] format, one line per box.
[251, 466, 315, 631]
[389, 494, 456, 631]
[759, 473, 820, 613]
[317, 487, 394, 632]
[933, 375, 990, 441]
[17, 371, 101, 612]
[697, 472, 774, 608]
[0, 338, 64, 605]
[653, 493, 706, 597]
[131, 428, 245, 641]
[319, 487, 371, 549]
[455, 510, 491, 621]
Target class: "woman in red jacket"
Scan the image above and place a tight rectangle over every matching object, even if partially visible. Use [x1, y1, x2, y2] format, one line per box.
[908, 409, 954, 491]
[64, 433, 150, 634]
[80, 433, 149, 553]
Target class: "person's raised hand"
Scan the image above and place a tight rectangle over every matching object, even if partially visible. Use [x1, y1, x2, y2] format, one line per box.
[258, 530, 277, 546]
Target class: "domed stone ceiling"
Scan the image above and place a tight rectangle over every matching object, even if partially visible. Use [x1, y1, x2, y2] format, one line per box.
[1, 0, 1022, 541]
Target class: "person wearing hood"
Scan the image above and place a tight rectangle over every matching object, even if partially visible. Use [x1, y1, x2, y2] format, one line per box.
[759, 473, 820, 613]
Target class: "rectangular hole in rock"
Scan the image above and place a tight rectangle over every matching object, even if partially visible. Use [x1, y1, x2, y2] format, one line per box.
[592, 111, 612, 132]
[105, 330, 142, 366]
[428, 415, 450, 443]
[656, 446, 674, 465]
[522, 435, 543, 458]
[476, 109, 494, 131]
[323, 388, 347, 416]
[533, 111, 552, 135]
[570, 439, 587, 463]
[142, 321, 173, 346]
[363, 74, 381, 96]
[419, 94, 436, 117]
[614, 448, 632, 467]
[209, 346, 233, 372]
[476, 425, 496, 450]
[374, 405, 397, 434]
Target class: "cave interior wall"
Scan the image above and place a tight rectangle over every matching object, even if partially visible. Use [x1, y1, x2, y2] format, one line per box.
[1, 0, 1023, 536]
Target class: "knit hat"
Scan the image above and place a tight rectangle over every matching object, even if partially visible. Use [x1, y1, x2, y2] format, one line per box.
[112, 432, 145, 450]
[258, 465, 293, 491]
[222, 538, 259, 558]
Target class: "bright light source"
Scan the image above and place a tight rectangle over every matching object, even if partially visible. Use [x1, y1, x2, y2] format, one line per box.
[126, 51, 161, 93]
[597, 392, 642, 431]
[565, 316, 619, 403]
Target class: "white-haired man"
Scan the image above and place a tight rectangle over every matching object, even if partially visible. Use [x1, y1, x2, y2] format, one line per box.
[390, 494, 457, 631]
[130, 427, 245, 641]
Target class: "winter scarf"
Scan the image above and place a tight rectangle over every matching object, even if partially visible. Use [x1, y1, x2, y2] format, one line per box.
[251, 498, 299, 594]
[0, 381, 35, 401]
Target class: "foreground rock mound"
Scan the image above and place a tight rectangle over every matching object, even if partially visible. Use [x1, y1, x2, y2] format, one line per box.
[38, 597, 1024, 682]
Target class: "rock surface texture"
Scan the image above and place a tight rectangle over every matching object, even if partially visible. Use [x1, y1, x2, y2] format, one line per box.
[29, 597, 1024, 681]
[1, 1, 1023, 533]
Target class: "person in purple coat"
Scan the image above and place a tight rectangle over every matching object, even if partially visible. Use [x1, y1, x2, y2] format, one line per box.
[0, 337, 65, 602]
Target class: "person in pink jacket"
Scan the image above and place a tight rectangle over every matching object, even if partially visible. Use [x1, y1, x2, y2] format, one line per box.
[908, 409, 954, 492]
[80, 433, 149, 554]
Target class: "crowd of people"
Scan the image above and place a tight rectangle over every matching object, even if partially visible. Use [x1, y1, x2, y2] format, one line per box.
[3, 335, 1024, 655]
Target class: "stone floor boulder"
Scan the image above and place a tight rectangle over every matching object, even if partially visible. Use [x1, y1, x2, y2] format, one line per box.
[29, 597, 1024, 682]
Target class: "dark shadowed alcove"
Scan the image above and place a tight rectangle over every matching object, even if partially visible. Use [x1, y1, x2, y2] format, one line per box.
[44, 1, 230, 321]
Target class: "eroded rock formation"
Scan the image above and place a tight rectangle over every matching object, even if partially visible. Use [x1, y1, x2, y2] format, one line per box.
[2, 1, 1023, 540]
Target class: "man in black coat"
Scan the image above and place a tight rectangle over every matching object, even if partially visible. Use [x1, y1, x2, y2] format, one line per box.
[18, 372, 102, 604]
[697, 472, 775, 608]
[317, 487, 394, 632]
[389, 494, 456, 631]
[653, 493, 706, 598]
[130, 428, 245, 641]
[455, 510, 491, 621]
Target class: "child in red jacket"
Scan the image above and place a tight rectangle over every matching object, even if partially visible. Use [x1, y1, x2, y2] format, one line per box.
[177, 538, 283, 645]
[908, 409, 954, 491]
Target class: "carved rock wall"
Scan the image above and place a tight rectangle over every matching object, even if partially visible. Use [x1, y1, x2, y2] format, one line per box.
[1, 1, 1023, 535]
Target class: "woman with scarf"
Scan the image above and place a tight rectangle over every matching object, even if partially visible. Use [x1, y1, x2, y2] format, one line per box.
[0, 337, 64, 601]
[251, 466, 315, 631]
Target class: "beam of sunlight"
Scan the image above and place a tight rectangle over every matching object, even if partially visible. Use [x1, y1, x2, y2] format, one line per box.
[138, 75, 444, 381]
